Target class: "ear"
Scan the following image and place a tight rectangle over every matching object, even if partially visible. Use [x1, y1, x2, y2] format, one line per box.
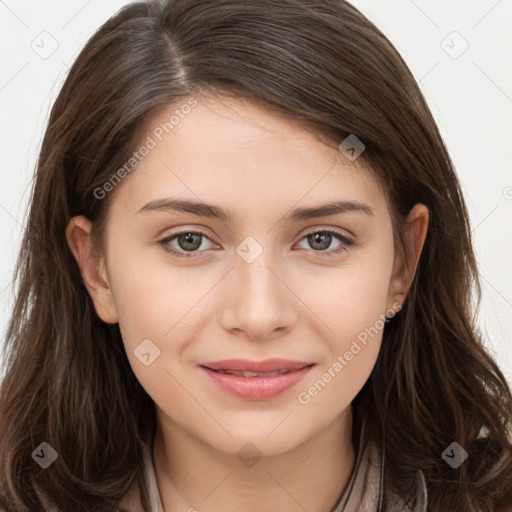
[65, 215, 119, 324]
[386, 203, 429, 312]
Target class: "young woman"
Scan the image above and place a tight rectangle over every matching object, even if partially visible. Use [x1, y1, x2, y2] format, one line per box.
[1, 1, 511, 511]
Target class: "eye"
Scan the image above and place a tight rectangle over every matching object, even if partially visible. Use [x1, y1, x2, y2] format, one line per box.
[158, 230, 217, 259]
[158, 228, 354, 259]
[295, 229, 354, 257]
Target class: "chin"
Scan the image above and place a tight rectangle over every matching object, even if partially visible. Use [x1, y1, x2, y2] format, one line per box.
[205, 427, 307, 459]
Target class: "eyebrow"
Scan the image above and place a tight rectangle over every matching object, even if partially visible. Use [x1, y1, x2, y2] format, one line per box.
[136, 197, 374, 222]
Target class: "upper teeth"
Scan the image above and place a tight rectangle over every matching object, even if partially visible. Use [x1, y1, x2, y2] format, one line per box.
[216, 369, 291, 377]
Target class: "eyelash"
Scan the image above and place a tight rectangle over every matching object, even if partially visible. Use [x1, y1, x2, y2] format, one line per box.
[158, 229, 354, 259]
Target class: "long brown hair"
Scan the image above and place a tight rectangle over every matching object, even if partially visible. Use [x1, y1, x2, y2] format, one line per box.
[1, 1, 511, 510]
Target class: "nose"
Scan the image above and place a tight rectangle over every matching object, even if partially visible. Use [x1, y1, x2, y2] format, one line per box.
[220, 240, 298, 341]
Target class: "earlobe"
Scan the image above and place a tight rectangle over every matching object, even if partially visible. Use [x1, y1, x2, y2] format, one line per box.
[386, 203, 429, 311]
[65, 216, 119, 324]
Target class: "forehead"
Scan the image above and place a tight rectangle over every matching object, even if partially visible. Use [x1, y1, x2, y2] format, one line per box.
[113, 94, 387, 219]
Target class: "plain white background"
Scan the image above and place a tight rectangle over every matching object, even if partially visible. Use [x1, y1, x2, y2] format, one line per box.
[0, 0, 511, 382]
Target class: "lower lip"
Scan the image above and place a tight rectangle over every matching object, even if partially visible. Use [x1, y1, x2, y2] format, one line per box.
[200, 365, 314, 400]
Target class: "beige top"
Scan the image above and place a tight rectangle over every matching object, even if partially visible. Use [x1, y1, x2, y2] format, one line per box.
[120, 429, 428, 512]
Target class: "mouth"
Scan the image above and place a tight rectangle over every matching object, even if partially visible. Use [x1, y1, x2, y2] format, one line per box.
[209, 368, 300, 377]
[199, 359, 315, 400]
[200, 358, 313, 373]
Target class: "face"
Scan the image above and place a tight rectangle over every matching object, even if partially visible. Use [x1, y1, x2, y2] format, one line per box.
[71, 94, 417, 457]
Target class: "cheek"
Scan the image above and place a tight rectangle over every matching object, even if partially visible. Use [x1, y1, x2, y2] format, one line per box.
[105, 223, 209, 339]
[107, 262, 205, 405]
[294, 246, 393, 412]
[333, 268, 391, 340]
[111, 265, 207, 347]
[303, 248, 393, 348]
[295, 272, 389, 422]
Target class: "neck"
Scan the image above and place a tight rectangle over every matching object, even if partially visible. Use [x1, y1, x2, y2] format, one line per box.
[153, 407, 356, 512]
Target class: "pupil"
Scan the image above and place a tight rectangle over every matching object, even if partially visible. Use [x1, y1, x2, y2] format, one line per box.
[181, 233, 201, 250]
[311, 232, 330, 250]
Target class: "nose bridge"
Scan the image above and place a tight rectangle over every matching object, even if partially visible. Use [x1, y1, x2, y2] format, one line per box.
[220, 234, 296, 337]
[234, 234, 283, 306]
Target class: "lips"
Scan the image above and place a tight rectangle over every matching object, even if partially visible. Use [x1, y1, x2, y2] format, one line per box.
[199, 358, 315, 400]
